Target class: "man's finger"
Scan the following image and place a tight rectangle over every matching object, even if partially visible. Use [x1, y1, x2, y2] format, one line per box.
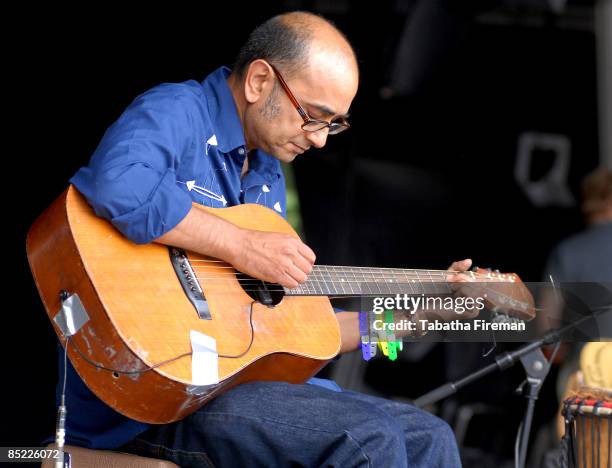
[448, 258, 472, 272]
[291, 254, 313, 276]
[285, 263, 308, 285]
[279, 272, 299, 289]
[297, 242, 317, 265]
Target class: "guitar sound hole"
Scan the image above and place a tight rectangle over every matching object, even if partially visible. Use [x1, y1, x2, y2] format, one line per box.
[238, 273, 285, 307]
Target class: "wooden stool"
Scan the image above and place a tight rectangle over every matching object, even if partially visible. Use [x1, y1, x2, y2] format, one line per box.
[41, 445, 180, 468]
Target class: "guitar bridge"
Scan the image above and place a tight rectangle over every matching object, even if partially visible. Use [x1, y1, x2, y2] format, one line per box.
[169, 248, 211, 320]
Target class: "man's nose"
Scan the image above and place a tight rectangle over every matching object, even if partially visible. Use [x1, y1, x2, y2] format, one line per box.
[305, 128, 329, 149]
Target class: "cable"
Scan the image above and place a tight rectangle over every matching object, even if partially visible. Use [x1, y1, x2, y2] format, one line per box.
[514, 421, 523, 468]
[68, 301, 258, 376]
[54, 337, 69, 468]
[70, 339, 191, 375]
[61, 337, 68, 406]
[218, 301, 256, 358]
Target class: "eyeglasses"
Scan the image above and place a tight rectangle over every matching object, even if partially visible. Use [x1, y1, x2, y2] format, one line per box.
[269, 63, 350, 135]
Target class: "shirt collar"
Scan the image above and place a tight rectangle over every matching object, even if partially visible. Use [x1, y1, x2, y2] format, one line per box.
[249, 149, 283, 185]
[201, 66, 246, 153]
[202, 66, 283, 185]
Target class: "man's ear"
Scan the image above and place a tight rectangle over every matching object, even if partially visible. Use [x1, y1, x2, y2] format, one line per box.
[244, 60, 274, 104]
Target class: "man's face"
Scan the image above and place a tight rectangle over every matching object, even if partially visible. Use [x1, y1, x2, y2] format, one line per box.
[249, 58, 358, 163]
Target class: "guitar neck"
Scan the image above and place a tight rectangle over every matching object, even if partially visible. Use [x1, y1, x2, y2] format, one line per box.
[285, 265, 454, 297]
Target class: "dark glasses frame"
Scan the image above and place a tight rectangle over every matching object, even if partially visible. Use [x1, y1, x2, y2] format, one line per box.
[268, 63, 350, 135]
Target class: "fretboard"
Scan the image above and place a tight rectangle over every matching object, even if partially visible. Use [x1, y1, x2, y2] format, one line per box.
[285, 265, 453, 297]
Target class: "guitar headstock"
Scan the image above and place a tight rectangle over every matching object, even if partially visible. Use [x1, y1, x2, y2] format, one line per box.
[464, 267, 536, 321]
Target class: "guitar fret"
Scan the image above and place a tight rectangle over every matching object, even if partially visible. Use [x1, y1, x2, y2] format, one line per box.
[427, 269, 434, 295]
[329, 266, 339, 294]
[374, 269, 383, 295]
[317, 266, 325, 295]
[356, 268, 365, 294]
[319, 266, 332, 296]
[303, 273, 313, 295]
[388, 269, 397, 295]
[323, 265, 337, 296]
[334, 266, 349, 295]
[396, 269, 407, 295]
[311, 270, 319, 294]
[416, 270, 424, 295]
[317, 268, 328, 296]
[400, 269, 410, 295]
[382, 269, 392, 295]
[321, 268, 331, 296]
[351, 267, 360, 295]
[364, 268, 372, 295]
[346, 266, 356, 295]
[392, 268, 403, 294]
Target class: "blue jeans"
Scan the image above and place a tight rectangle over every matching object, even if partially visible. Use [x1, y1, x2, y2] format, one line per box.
[119, 381, 461, 467]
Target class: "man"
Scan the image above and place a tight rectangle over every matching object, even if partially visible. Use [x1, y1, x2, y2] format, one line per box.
[64, 11, 468, 467]
[545, 167, 612, 285]
[537, 168, 612, 457]
[539, 167, 612, 338]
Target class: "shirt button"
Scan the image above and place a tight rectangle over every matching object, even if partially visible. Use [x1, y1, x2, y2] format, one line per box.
[237, 147, 245, 155]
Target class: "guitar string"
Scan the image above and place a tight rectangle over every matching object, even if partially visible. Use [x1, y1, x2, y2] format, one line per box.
[188, 265, 512, 280]
[187, 267, 498, 286]
[191, 269, 461, 276]
[190, 266, 472, 274]
[192, 278, 467, 283]
[191, 276, 508, 284]
[184, 269, 532, 307]
[191, 275, 487, 281]
[188, 268, 499, 278]
[187, 279, 465, 293]
[188, 262, 483, 274]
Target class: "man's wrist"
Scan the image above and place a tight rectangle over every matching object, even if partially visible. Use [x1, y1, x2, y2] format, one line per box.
[219, 224, 246, 266]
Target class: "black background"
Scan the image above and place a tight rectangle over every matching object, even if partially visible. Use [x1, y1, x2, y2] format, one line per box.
[4, 2, 599, 463]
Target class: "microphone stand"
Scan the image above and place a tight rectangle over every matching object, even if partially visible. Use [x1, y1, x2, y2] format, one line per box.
[413, 309, 609, 468]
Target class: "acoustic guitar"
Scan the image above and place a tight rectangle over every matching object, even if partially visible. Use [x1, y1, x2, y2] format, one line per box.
[27, 186, 534, 423]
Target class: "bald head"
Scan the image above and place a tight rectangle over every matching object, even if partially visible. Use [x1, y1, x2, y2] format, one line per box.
[229, 12, 359, 162]
[233, 11, 358, 82]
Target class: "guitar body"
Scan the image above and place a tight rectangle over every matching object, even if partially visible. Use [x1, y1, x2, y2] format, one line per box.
[27, 186, 340, 423]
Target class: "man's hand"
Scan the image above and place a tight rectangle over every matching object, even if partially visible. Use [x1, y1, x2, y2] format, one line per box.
[446, 258, 473, 283]
[231, 229, 316, 289]
[155, 206, 316, 289]
[424, 258, 481, 322]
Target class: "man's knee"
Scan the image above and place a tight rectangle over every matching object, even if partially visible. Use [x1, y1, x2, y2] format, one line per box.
[346, 413, 407, 468]
[433, 415, 457, 449]
[410, 412, 461, 467]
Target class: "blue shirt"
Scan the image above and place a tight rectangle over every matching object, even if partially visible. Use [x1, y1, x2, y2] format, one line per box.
[71, 66, 286, 243]
[59, 66, 340, 449]
[544, 222, 612, 337]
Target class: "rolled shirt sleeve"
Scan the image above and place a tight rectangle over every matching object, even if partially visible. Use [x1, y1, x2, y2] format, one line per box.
[70, 85, 197, 244]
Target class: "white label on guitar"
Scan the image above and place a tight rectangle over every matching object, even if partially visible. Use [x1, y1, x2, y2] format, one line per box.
[190, 330, 219, 385]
